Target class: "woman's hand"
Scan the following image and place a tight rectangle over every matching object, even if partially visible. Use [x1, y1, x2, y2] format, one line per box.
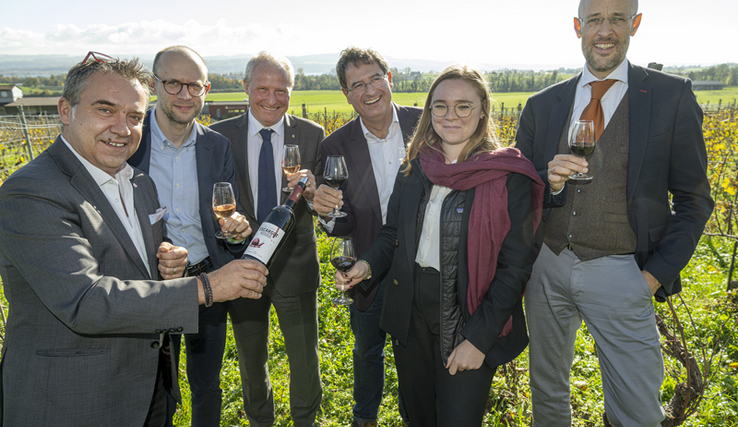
[333, 261, 369, 291]
[445, 339, 485, 375]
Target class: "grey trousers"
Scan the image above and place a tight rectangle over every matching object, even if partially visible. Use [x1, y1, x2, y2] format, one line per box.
[525, 244, 665, 427]
[228, 284, 321, 427]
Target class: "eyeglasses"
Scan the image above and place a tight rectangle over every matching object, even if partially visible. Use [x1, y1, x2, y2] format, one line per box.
[577, 14, 639, 31]
[83, 51, 115, 63]
[430, 102, 480, 118]
[153, 75, 209, 97]
[347, 75, 387, 93]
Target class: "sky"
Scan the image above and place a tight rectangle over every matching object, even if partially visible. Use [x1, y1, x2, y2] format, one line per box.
[1, 0, 735, 71]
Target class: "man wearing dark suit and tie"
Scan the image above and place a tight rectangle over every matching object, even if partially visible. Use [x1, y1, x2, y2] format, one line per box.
[0, 55, 266, 426]
[312, 47, 420, 427]
[127, 46, 251, 427]
[210, 51, 324, 427]
[515, 0, 714, 425]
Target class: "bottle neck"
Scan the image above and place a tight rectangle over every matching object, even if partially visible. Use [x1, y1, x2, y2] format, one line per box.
[284, 177, 308, 210]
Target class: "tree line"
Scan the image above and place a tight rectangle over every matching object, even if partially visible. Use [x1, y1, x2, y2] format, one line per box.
[2, 63, 735, 95]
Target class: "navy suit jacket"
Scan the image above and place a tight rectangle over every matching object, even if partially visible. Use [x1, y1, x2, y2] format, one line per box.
[128, 113, 243, 270]
[515, 62, 714, 298]
[320, 103, 422, 310]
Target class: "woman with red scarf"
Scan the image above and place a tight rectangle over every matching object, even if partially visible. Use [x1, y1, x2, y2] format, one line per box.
[335, 65, 544, 426]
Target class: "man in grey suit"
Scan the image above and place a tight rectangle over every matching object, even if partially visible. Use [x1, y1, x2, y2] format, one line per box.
[0, 54, 267, 427]
[128, 45, 251, 427]
[516, 0, 713, 425]
[210, 52, 324, 427]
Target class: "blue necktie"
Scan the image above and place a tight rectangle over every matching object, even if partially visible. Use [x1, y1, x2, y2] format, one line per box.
[257, 128, 277, 223]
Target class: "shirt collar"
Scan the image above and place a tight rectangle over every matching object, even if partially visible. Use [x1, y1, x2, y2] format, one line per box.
[248, 109, 285, 138]
[581, 59, 630, 88]
[60, 135, 134, 186]
[150, 106, 198, 149]
[359, 106, 399, 141]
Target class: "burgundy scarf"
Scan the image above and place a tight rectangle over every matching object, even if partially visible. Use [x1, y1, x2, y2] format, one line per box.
[419, 146, 544, 335]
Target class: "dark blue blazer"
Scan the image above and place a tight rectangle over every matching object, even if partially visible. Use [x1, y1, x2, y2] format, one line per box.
[128, 113, 244, 270]
[515, 62, 714, 298]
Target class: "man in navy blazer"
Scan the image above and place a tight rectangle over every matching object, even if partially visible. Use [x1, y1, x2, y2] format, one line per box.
[128, 46, 250, 427]
[515, 0, 713, 426]
[312, 48, 420, 427]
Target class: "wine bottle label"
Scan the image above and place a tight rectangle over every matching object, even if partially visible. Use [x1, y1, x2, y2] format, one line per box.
[244, 222, 286, 264]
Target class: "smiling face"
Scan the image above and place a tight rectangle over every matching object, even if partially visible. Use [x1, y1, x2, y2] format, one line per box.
[576, 0, 641, 79]
[245, 63, 292, 127]
[430, 79, 483, 157]
[153, 50, 209, 126]
[343, 62, 394, 124]
[59, 72, 147, 176]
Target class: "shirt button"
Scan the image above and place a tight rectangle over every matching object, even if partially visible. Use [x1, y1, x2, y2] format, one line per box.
[151, 341, 160, 349]
[577, 189, 582, 193]
[572, 211, 577, 216]
[568, 234, 573, 238]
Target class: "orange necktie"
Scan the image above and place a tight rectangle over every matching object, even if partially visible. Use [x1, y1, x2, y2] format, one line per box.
[580, 79, 617, 141]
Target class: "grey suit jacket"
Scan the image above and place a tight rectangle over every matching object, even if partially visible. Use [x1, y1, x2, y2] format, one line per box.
[0, 138, 199, 426]
[210, 111, 324, 296]
[515, 62, 714, 299]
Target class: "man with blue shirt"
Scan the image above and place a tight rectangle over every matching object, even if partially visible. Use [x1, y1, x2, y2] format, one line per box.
[128, 45, 251, 427]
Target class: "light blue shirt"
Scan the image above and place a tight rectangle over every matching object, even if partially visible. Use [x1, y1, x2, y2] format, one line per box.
[148, 108, 209, 264]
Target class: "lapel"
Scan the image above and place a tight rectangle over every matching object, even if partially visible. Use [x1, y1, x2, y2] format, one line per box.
[232, 113, 256, 218]
[281, 114, 299, 204]
[52, 139, 152, 279]
[626, 63, 651, 203]
[546, 74, 580, 163]
[132, 173, 158, 278]
[344, 115, 383, 224]
[194, 124, 217, 238]
[403, 162, 425, 271]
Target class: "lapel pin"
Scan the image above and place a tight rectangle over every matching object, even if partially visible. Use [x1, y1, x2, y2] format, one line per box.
[133, 183, 138, 188]
[640, 89, 648, 93]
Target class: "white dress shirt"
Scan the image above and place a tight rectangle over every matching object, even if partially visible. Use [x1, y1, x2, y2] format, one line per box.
[247, 110, 285, 216]
[61, 136, 151, 276]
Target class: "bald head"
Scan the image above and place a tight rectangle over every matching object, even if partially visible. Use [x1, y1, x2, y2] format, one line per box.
[578, 0, 638, 18]
[153, 46, 208, 77]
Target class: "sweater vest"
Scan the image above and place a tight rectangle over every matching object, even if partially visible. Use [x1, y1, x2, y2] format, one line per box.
[544, 95, 637, 260]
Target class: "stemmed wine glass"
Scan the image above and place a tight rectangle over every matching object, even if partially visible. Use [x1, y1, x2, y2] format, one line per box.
[568, 120, 596, 182]
[212, 182, 236, 239]
[281, 145, 301, 193]
[330, 236, 356, 306]
[323, 155, 348, 218]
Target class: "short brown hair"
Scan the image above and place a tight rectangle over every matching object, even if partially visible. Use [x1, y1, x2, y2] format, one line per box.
[62, 55, 150, 107]
[336, 47, 390, 90]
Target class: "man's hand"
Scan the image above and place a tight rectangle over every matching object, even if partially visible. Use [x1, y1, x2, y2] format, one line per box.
[642, 270, 661, 295]
[547, 154, 588, 192]
[446, 339, 485, 375]
[219, 212, 252, 242]
[157, 242, 188, 279]
[286, 169, 317, 201]
[334, 261, 368, 291]
[313, 184, 343, 217]
[202, 259, 268, 303]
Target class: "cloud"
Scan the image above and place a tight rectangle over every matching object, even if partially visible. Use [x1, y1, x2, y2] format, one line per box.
[0, 19, 308, 57]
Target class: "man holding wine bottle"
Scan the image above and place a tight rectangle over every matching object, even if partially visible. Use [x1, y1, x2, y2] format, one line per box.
[515, 0, 714, 425]
[210, 51, 324, 427]
[0, 54, 267, 427]
[127, 45, 252, 427]
[312, 47, 421, 427]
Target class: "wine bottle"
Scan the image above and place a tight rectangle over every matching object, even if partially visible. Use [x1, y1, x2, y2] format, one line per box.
[242, 176, 309, 267]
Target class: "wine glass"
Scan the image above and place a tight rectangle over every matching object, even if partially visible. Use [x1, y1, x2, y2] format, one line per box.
[323, 155, 348, 218]
[568, 120, 596, 182]
[281, 145, 301, 193]
[330, 236, 356, 306]
[212, 182, 236, 239]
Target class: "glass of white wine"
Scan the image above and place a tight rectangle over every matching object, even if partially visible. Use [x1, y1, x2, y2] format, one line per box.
[281, 145, 301, 193]
[212, 182, 236, 239]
